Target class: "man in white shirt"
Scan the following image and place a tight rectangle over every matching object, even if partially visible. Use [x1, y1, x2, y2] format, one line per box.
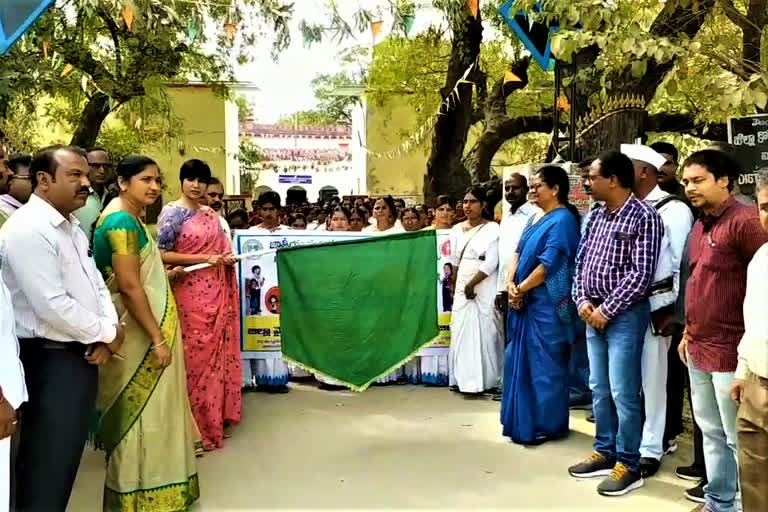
[246, 191, 292, 393]
[0, 146, 125, 510]
[496, 173, 538, 311]
[0, 154, 32, 227]
[0, 149, 25, 512]
[623, 144, 694, 478]
[731, 171, 768, 512]
[493, 173, 537, 400]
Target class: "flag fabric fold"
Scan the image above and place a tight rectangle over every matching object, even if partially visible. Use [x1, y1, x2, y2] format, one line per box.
[277, 230, 438, 391]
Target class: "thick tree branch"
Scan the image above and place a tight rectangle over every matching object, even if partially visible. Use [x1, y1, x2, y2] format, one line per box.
[97, 8, 123, 79]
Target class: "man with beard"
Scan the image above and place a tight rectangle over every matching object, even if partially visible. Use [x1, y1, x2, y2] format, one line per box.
[74, 147, 113, 241]
[0, 154, 32, 227]
[205, 177, 232, 241]
[1, 146, 124, 510]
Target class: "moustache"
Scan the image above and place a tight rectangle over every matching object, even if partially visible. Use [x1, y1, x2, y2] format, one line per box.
[77, 188, 89, 195]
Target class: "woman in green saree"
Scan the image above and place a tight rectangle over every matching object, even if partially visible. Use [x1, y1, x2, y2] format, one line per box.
[92, 156, 200, 511]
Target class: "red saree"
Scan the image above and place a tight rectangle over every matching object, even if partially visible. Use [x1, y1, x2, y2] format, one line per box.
[158, 204, 242, 450]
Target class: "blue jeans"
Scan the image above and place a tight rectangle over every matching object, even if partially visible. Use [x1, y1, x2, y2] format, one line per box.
[586, 300, 648, 473]
[569, 326, 591, 402]
[687, 354, 741, 512]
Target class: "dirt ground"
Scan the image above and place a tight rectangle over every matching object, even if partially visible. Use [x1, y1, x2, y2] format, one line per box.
[70, 383, 697, 511]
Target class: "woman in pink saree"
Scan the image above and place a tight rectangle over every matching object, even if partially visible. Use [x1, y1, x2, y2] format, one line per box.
[157, 159, 242, 452]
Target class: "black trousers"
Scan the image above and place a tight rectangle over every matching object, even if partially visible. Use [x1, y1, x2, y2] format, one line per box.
[14, 339, 98, 511]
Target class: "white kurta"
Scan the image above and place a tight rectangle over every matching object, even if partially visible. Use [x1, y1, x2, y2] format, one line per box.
[449, 221, 504, 393]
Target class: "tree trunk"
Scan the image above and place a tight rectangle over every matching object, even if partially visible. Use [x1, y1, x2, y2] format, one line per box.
[423, 10, 483, 204]
[70, 93, 110, 149]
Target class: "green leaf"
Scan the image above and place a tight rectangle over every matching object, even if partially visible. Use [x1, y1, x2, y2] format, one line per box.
[630, 60, 647, 79]
[666, 78, 678, 95]
[755, 91, 768, 110]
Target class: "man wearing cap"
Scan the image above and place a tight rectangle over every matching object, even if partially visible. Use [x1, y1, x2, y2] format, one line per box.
[622, 144, 694, 478]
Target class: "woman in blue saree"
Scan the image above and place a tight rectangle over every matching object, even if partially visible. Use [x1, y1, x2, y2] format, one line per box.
[500, 165, 581, 445]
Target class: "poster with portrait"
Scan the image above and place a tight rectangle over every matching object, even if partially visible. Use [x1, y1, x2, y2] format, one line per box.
[418, 229, 453, 357]
[235, 231, 367, 359]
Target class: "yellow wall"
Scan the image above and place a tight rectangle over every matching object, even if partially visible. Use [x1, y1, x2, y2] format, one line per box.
[365, 93, 429, 202]
[144, 86, 228, 202]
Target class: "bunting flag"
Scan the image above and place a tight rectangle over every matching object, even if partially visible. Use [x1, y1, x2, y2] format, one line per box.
[187, 18, 199, 42]
[121, 5, 134, 30]
[278, 231, 438, 391]
[403, 14, 415, 35]
[42, 40, 49, 59]
[366, 60, 476, 160]
[370, 20, 383, 41]
[557, 95, 570, 111]
[60, 63, 74, 78]
[0, 0, 55, 55]
[468, 0, 479, 19]
[224, 21, 237, 40]
[503, 70, 522, 83]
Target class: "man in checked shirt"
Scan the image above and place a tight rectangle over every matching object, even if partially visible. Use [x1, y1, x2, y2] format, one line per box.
[567, 150, 663, 497]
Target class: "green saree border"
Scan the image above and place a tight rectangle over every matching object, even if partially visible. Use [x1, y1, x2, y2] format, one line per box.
[282, 332, 439, 392]
[103, 473, 199, 512]
[96, 284, 179, 455]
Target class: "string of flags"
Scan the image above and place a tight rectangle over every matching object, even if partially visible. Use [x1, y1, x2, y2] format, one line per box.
[366, 60, 477, 160]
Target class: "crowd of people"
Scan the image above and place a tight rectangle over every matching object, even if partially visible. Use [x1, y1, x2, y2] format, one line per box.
[0, 139, 767, 512]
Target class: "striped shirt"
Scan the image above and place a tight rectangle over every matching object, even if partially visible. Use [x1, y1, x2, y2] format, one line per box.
[686, 197, 768, 372]
[572, 194, 663, 319]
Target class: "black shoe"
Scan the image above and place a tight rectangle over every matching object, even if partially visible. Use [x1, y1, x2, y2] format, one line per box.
[449, 385, 460, 393]
[586, 411, 595, 423]
[684, 480, 706, 504]
[267, 385, 290, 394]
[664, 438, 679, 455]
[639, 457, 661, 478]
[569, 396, 592, 410]
[676, 464, 706, 481]
[597, 463, 644, 496]
[492, 393, 502, 401]
[568, 452, 615, 478]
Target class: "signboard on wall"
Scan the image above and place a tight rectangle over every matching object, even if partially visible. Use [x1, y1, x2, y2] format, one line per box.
[278, 175, 312, 184]
[727, 114, 768, 196]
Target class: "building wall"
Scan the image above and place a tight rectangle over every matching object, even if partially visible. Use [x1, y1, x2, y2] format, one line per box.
[144, 86, 234, 201]
[365, 93, 429, 202]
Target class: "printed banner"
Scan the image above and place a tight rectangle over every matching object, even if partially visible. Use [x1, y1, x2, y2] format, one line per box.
[234, 230, 453, 360]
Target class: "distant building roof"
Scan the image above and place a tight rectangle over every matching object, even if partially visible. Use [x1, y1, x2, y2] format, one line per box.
[241, 123, 351, 139]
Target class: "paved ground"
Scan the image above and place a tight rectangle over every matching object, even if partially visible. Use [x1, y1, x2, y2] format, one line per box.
[70, 384, 697, 511]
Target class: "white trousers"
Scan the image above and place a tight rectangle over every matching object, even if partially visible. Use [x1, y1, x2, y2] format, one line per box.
[1, 437, 9, 512]
[640, 325, 671, 460]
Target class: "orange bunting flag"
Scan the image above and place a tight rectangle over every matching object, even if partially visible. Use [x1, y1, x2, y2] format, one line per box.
[503, 70, 521, 84]
[224, 22, 237, 40]
[557, 95, 570, 111]
[371, 20, 383, 41]
[60, 64, 74, 78]
[468, 0, 479, 19]
[42, 41, 50, 59]
[122, 5, 134, 30]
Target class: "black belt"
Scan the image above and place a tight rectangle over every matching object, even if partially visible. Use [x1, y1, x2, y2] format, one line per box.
[649, 276, 674, 296]
[19, 338, 89, 354]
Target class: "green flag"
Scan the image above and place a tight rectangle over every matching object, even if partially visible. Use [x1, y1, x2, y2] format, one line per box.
[277, 230, 438, 391]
